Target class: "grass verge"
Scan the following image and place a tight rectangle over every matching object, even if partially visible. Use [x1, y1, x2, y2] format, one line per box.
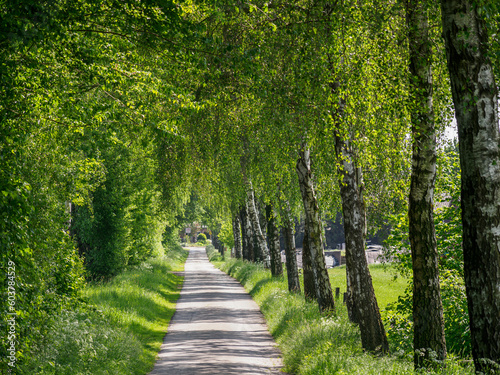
[19, 244, 188, 375]
[207, 247, 474, 375]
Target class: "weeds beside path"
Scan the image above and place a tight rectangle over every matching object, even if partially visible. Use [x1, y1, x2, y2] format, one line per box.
[19, 244, 188, 375]
[208, 248, 475, 375]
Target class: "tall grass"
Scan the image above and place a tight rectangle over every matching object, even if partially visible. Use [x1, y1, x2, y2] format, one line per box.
[208, 249, 474, 375]
[18, 244, 188, 375]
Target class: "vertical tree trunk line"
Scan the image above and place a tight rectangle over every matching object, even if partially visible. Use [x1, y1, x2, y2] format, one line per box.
[302, 215, 316, 300]
[266, 204, 283, 277]
[245, 181, 271, 267]
[334, 136, 389, 354]
[232, 213, 243, 259]
[296, 145, 335, 312]
[240, 206, 253, 261]
[440, 0, 500, 371]
[407, 0, 447, 367]
[282, 200, 301, 293]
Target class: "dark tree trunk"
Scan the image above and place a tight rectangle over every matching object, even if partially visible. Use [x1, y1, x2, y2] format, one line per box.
[212, 232, 221, 253]
[266, 204, 283, 277]
[259, 200, 267, 239]
[302, 215, 316, 300]
[240, 206, 253, 261]
[335, 146, 389, 354]
[233, 213, 243, 259]
[297, 146, 335, 312]
[327, 55, 388, 352]
[245, 182, 270, 266]
[283, 202, 301, 293]
[407, 0, 447, 367]
[441, 0, 500, 371]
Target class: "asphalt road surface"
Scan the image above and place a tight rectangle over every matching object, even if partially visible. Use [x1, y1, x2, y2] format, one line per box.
[149, 247, 284, 375]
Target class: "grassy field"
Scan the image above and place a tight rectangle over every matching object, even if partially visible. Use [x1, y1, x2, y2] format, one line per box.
[19, 244, 188, 375]
[327, 264, 409, 312]
[209, 248, 473, 375]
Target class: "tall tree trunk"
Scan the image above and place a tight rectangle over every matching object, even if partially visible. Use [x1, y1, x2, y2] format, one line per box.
[334, 135, 389, 353]
[302, 215, 316, 300]
[282, 201, 301, 293]
[407, 0, 447, 367]
[259, 200, 267, 239]
[296, 146, 335, 312]
[232, 213, 243, 259]
[240, 206, 253, 261]
[266, 204, 283, 277]
[245, 181, 271, 267]
[441, 1, 500, 371]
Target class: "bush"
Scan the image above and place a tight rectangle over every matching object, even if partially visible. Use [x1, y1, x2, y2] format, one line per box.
[197, 233, 207, 244]
[206, 244, 222, 262]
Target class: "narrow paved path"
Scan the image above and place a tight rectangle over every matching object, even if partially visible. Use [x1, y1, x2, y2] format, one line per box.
[149, 247, 284, 375]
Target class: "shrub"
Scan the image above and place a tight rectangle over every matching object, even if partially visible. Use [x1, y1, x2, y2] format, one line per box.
[206, 244, 221, 262]
[197, 233, 207, 244]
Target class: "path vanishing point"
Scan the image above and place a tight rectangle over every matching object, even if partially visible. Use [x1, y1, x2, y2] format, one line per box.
[149, 247, 284, 375]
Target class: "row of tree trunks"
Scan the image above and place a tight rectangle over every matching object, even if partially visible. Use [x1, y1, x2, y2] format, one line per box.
[282, 201, 301, 293]
[266, 204, 283, 277]
[440, 0, 500, 371]
[296, 145, 336, 312]
[406, 0, 447, 367]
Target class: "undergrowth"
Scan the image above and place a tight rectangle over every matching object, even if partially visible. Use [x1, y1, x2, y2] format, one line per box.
[207, 248, 474, 375]
[18, 244, 188, 375]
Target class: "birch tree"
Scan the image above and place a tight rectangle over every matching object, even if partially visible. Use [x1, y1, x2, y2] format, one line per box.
[297, 145, 336, 312]
[282, 201, 301, 292]
[266, 204, 283, 277]
[406, 0, 447, 366]
[440, 0, 500, 371]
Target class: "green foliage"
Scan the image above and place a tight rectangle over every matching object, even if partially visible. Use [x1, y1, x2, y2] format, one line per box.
[197, 232, 207, 244]
[383, 143, 469, 357]
[384, 272, 471, 358]
[71, 126, 166, 280]
[218, 219, 234, 249]
[206, 244, 222, 262]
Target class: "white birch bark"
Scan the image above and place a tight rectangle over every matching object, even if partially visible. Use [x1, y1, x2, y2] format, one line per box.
[245, 181, 270, 267]
[441, 0, 500, 370]
[296, 146, 335, 312]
